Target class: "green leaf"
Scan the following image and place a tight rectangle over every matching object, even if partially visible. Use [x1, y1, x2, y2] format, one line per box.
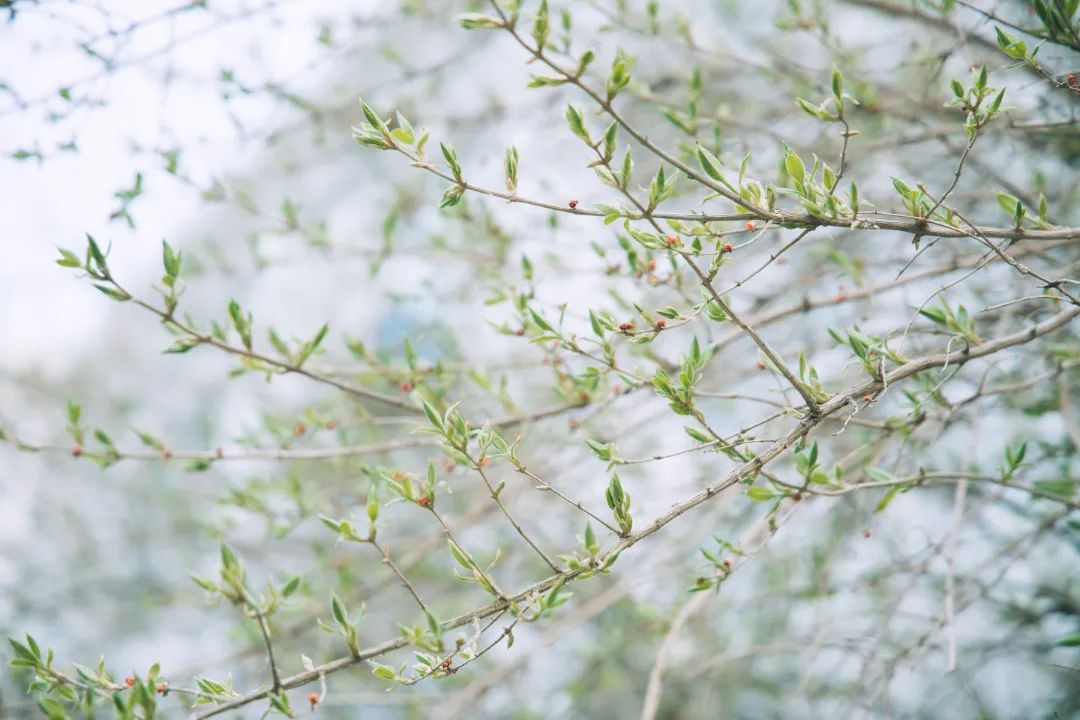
[601, 121, 618, 160]
[608, 474, 624, 505]
[527, 74, 567, 88]
[575, 49, 596, 77]
[1032, 479, 1074, 499]
[447, 540, 472, 569]
[331, 593, 348, 627]
[94, 284, 130, 302]
[281, 576, 301, 597]
[620, 149, 633, 188]
[532, 0, 549, 48]
[996, 193, 1022, 222]
[56, 247, 82, 268]
[165, 337, 200, 354]
[784, 145, 805, 184]
[696, 145, 724, 182]
[162, 240, 181, 278]
[458, 13, 503, 30]
[440, 142, 462, 181]
[891, 177, 913, 198]
[528, 307, 554, 332]
[875, 485, 902, 513]
[796, 97, 825, 119]
[588, 310, 604, 337]
[606, 53, 632, 97]
[423, 612, 441, 640]
[8, 636, 38, 663]
[220, 543, 239, 573]
[190, 574, 218, 592]
[270, 692, 294, 717]
[586, 438, 614, 461]
[685, 426, 712, 443]
[746, 486, 776, 501]
[440, 185, 464, 208]
[37, 697, 67, 720]
[504, 146, 519, 193]
[359, 99, 384, 129]
[918, 307, 947, 325]
[86, 234, 108, 273]
[565, 104, 589, 142]
[989, 88, 1005, 114]
[66, 399, 81, 425]
[371, 662, 397, 680]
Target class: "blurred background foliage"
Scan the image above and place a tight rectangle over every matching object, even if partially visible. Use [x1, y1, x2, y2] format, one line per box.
[1, 0, 1078, 718]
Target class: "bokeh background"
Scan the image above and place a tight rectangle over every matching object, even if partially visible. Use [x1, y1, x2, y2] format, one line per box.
[2, 1, 1078, 718]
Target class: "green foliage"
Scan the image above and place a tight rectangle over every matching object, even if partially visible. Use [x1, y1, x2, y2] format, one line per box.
[6, 3, 1080, 718]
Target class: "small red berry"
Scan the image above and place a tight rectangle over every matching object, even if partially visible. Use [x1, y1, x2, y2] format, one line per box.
[745, 221, 756, 231]
[308, 692, 319, 707]
[656, 318, 666, 328]
[756, 361, 766, 370]
[664, 235, 678, 245]
[156, 683, 167, 695]
[72, 444, 83, 457]
[722, 242, 734, 253]
[418, 496, 430, 506]
[124, 677, 135, 687]
[399, 381, 414, 392]
[618, 322, 634, 331]
[293, 422, 306, 436]
[647, 260, 657, 272]
[721, 557, 734, 570]
[1067, 74, 1078, 89]
[568, 199, 579, 209]
[863, 395, 872, 403]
